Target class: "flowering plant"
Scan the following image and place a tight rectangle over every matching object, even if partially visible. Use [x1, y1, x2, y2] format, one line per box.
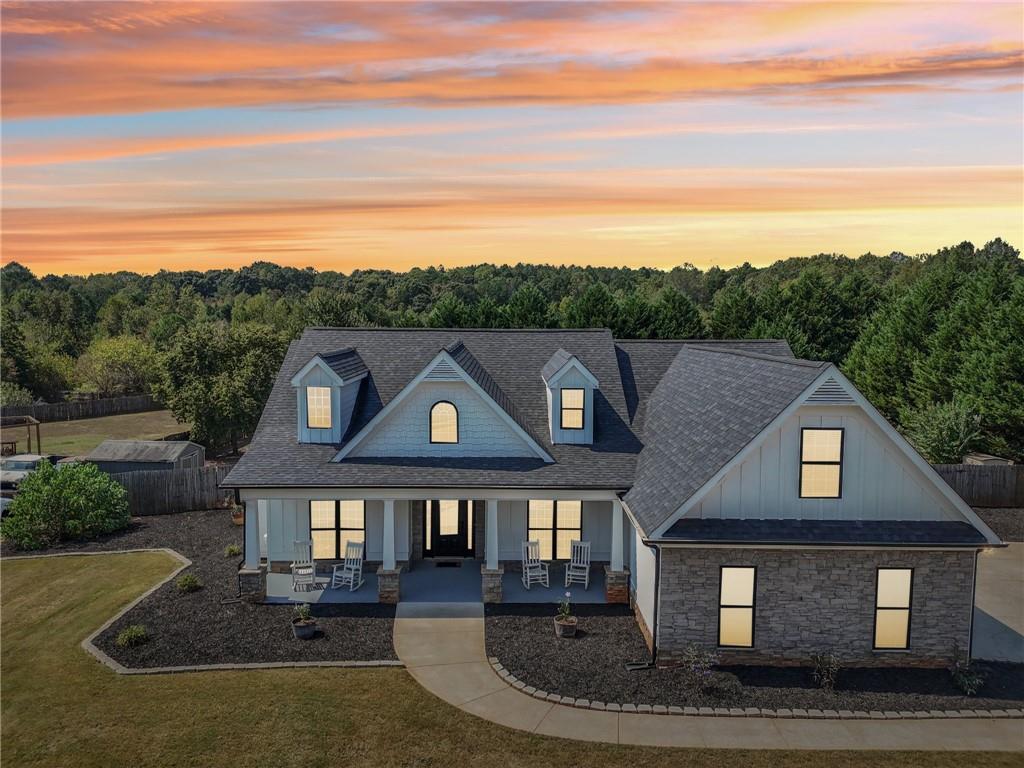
[556, 591, 573, 622]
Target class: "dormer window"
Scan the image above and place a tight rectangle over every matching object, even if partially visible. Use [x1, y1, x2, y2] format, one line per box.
[560, 388, 584, 430]
[306, 386, 332, 429]
[430, 401, 458, 444]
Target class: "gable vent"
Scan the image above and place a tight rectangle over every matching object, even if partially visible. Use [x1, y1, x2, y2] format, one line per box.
[425, 358, 460, 381]
[806, 376, 855, 405]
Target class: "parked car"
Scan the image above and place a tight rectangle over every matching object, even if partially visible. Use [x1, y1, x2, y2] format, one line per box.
[0, 453, 57, 490]
[0, 495, 12, 517]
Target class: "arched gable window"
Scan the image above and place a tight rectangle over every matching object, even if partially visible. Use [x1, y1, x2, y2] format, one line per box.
[430, 401, 459, 444]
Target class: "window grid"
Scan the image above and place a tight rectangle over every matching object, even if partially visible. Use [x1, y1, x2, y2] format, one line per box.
[309, 500, 365, 560]
[429, 401, 459, 443]
[874, 567, 913, 650]
[528, 499, 582, 560]
[799, 427, 844, 498]
[306, 386, 332, 429]
[560, 388, 585, 430]
[718, 566, 756, 648]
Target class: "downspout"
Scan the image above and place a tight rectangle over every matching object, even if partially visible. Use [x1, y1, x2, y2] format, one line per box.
[625, 540, 661, 671]
[234, 488, 245, 599]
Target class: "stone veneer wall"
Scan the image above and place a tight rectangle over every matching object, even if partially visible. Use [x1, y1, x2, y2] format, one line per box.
[657, 547, 976, 667]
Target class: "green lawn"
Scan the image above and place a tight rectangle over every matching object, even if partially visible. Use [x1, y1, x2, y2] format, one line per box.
[29, 410, 189, 457]
[1, 554, 1017, 768]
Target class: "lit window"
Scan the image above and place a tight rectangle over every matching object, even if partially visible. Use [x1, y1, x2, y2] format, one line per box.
[310, 500, 364, 559]
[528, 499, 582, 560]
[800, 428, 843, 498]
[560, 388, 585, 430]
[719, 566, 755, 647]
[306, 386, 332, 429]
[874, 568, 912, 650]
[430, 401, 458, 443]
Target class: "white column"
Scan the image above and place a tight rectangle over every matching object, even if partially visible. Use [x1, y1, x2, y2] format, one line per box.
[611, 498, 624, 572]
[485, 499, 499, 570]
[383, 498, 396, 571]
[243, 499, 260, 569]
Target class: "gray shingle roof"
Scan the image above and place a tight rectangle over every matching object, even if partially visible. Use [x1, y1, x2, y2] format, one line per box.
[85, 440, 202, 463]
[662, 518, 987, 546]
[540, 348, 574, 382]
[622, 345, 827, 536]
[319, 347, 368, 381]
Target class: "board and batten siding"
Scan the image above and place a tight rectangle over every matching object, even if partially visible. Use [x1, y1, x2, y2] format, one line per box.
[349, 380, 537, 459]
[687, 406, 961, 522]
[633, 527, 656, 639]
[262, 498, 411, 562]
[496, 499, 615, 561]
[547, 367, 594, 444]
[295, 365, 359, 445]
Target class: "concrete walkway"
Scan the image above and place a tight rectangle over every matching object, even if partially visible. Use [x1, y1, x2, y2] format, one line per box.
[393, 602, 1024, 751]
[974, 543, 1024, 662]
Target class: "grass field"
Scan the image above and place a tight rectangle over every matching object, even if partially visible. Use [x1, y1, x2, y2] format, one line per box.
[26, 410, 189, 457]
[1, 554, 1018, 768]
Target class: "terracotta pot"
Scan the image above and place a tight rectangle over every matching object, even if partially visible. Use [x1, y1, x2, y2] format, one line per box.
[231, 508, 245, 526]
[292, 618, 317, 640]
[554, 616, 578, 638]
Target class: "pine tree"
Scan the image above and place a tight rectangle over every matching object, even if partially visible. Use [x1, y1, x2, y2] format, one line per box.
[654, 287, 705, 338]
[501, 284, 551, 328]
[709, 283, 756, 339]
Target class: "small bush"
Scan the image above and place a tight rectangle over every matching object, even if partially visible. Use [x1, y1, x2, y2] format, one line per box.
[0, 461, 129, 550]
[677, 644, 719, 690]
[224, 544, 242, 557]
[811, 652, 841, 692]
[950, 641, 986, 696]
[703, 671, 744, 700]
[294, 603, 313, 623]
[176, 573, 202, 593]
[116, 624, 149, 648]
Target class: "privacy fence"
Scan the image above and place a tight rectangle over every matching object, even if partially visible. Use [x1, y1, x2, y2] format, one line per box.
[110, 465, 234, 516]
[1, 394, 161, 423]
[933, 464, 1024, 508]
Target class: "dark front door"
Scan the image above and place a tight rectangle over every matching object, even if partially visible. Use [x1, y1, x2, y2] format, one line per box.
[425, 500, 472, 557]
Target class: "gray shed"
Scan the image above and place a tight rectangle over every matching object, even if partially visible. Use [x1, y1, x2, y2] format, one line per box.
[85, 440, 205, 474]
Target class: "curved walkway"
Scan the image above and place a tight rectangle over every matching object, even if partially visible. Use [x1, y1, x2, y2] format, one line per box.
[393, 602, 1024, 751]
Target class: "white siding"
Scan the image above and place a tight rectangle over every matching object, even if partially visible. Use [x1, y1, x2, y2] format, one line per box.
[498, 500, 528, 560]
[266, 499, 311, 562]
[548, 367, 594, 445]
[688, 406, 962, 522]
[364, 499, 410, 561]
[582, 500, 612, 561]
[349, 381, 537, 458]
[634, 528, 656, 638]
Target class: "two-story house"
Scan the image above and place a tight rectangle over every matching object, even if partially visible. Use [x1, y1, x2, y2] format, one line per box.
[223, 327, 1001, 666]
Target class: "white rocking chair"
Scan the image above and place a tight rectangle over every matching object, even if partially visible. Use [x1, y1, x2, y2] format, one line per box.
[564, 540, 591, 590]
[331, 541, 365, 591]
[290, 539, 317, 592]
[521, 540, 549, 590]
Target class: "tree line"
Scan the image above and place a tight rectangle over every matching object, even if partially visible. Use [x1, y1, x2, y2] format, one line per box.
[1, 239, 1020, 461]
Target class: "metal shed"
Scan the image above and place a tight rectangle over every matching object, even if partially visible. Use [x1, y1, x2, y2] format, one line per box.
[84, 440, 205, 474]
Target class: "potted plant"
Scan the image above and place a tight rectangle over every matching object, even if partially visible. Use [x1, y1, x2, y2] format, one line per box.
[291, 603, 317, 640]
[230, 504, 245, 526]
[554, 591, 577, 638]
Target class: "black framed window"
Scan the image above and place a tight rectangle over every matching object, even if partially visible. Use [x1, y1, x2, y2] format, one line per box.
[799, 428, 843, 498]
[874, 567, 913, 650]
[310, 500, 365, 559]
[718, 566, 756, 648]
[560, 388, 585, 430]
[429, 401, 458, 443]
[527, 499, 582, 560]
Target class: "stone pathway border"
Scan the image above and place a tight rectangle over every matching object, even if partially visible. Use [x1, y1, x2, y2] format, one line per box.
[488, 658, 1023, 721]
[4, 548, 403, 675]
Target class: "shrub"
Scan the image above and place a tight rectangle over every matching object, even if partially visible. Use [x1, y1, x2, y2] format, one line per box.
[176, 573, 202, 593]
[703, 671, 744, 700]
[0, 381, 33, 407]
[950, 641, 986, 696]
[224, 544, 242, 557]
[293, 603, 313, 623]
[677, 644, 719, 690]
[116, 624, 149, 648]
[1, 462, 129, 550]
[810, 652, 841, 692]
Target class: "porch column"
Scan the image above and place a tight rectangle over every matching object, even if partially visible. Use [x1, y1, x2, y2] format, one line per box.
[243, 499, 260, 569]
[605, 498, 629, 604]
[382, 498, 396, 571]
[610, 498, 624, 571]
[485, 499, 499, 570]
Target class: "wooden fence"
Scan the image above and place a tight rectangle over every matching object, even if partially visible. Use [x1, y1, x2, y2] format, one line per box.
[1, 394, 161, 423]
[110, 465, 233, 516]
[933, 464, 1024, 508]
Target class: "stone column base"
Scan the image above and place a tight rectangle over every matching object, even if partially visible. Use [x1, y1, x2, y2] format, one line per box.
[604, 566, 630, 604]
[377, 566, 402, 604]
[238, 566, 266, 603]
[481, 564, 504, 603]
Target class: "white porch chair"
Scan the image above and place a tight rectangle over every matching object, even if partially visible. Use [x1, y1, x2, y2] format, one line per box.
[521, 540, 549, 590]
[331, 541, 365, 591]
[564, 540, 591, 590]
[290, 539, 317, 592]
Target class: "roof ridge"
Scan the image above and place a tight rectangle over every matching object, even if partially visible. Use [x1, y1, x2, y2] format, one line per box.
[304, 326, 613, 334]
[681, 344, 828, 368]
[614, 338, 790, 345]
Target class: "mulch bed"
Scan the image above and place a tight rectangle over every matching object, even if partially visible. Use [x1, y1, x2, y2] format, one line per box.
[485, 605, 1024, 711]
[5, 511, 397, 666]
[975, 508, 1024, 542]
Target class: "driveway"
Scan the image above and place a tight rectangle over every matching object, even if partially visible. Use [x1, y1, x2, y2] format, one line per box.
[973, 542, 1024, 662]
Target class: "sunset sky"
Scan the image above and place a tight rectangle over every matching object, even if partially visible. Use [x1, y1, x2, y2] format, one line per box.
[2, 1, 1022, 276]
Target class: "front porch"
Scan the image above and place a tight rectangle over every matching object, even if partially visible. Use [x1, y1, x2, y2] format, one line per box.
[243, 489, 630, 605]
[264, 558, 609, 604]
